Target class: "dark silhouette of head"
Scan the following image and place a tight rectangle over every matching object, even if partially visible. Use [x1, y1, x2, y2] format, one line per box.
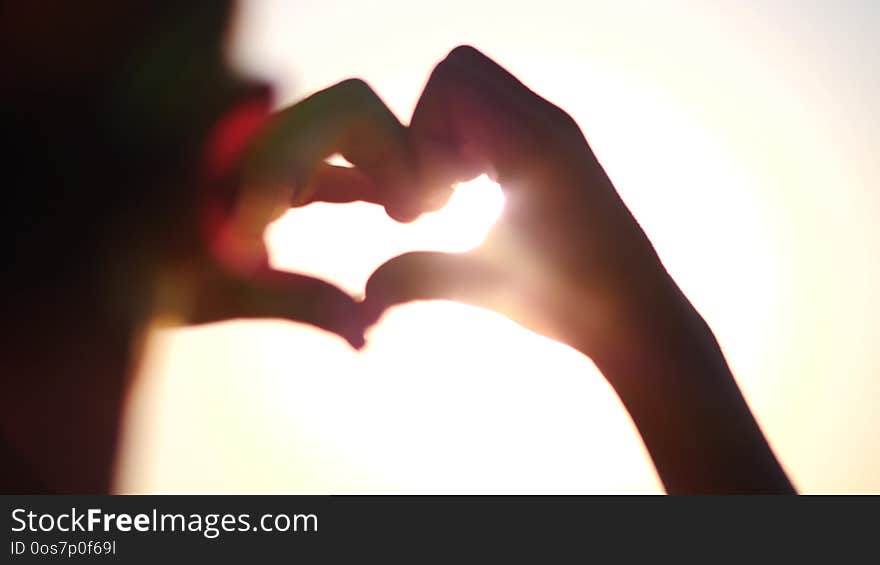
[1, 1, 249, 492]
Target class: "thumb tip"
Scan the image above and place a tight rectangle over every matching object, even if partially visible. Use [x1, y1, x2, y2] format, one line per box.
[345, 332, 366, 350]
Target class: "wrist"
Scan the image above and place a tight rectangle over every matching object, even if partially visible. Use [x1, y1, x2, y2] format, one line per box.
[570, 265, 705, 376]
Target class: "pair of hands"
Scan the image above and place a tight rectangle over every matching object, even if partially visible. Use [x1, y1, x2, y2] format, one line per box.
[192, 45, 680, 368]
[183, 46, 796, 493]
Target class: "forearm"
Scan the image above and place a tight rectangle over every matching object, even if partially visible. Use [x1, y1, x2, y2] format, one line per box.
[587, 277, 795, 494]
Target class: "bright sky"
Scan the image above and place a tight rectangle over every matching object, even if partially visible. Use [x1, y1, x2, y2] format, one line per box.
[115, 0, 880, 493]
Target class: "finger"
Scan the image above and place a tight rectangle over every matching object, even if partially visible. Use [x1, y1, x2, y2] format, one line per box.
[300, 156, 453, 212]
[362, 251, 509, 326]
[411, 46, 583, 192]
[411, 46, 535, 186]
[363, 250, 598, 347]
[190, 265, 367, 349]
[293, 162, 381, 205]
[245, 79, 423, 221]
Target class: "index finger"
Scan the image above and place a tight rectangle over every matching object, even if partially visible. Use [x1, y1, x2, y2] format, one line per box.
[245, 78, 424, 221]
[410, 46, 588, 193]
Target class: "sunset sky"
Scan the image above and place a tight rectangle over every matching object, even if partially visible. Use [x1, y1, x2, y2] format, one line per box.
[116, 0, 879, 493]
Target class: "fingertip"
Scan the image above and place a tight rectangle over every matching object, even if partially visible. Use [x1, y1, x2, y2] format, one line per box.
[319, 293, 370, 348]
[446, 45, 483, 64]
[346, 332, 366, 351]
[384, 202, 423, 223]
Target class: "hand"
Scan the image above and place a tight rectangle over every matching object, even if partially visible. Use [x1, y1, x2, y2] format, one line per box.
[364, 47, 794, 493]
[363, 46, 684, 364]
[181, 79, 425, 348]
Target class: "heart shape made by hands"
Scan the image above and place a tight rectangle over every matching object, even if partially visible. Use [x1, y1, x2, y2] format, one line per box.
[200, 45, 655, 356]
[267, 173, 505, 304]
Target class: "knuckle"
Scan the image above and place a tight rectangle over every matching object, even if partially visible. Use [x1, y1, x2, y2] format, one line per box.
[446, 44, 482, 63]
[432, 45, 498, 87]
[332, 78, 392, 123]
[544, 102, 579, 130]
[433, 45, 481, 78]
[335, 77, 376, 103]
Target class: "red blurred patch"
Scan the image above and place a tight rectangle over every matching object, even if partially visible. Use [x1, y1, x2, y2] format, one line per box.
[201, 93, 271, 184]
[199, 91, 272, 273]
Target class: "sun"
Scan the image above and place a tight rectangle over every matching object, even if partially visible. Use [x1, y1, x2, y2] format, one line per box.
[411, 174, 506, 252]
[261, 174, 505, 296]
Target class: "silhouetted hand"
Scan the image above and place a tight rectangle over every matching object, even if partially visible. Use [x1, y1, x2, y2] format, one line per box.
[182, 79, 426, 348]
[363, 46, 795, 493]
[363, 45, 679, 363]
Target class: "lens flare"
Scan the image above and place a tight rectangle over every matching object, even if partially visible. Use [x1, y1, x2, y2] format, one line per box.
[418, 174, 506, 252]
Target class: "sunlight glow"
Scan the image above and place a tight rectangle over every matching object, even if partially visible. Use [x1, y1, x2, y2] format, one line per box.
[436, 175, 506, 251]
[115, 0, 880, 494]
[264, 174, 504, 296]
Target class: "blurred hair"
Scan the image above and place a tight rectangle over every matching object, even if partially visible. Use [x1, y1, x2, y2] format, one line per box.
[2, 2, 237, 296]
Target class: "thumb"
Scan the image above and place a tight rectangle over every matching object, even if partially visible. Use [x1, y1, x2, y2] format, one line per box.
[190, 265, 367, 349]
[362, 251, 509, 326]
